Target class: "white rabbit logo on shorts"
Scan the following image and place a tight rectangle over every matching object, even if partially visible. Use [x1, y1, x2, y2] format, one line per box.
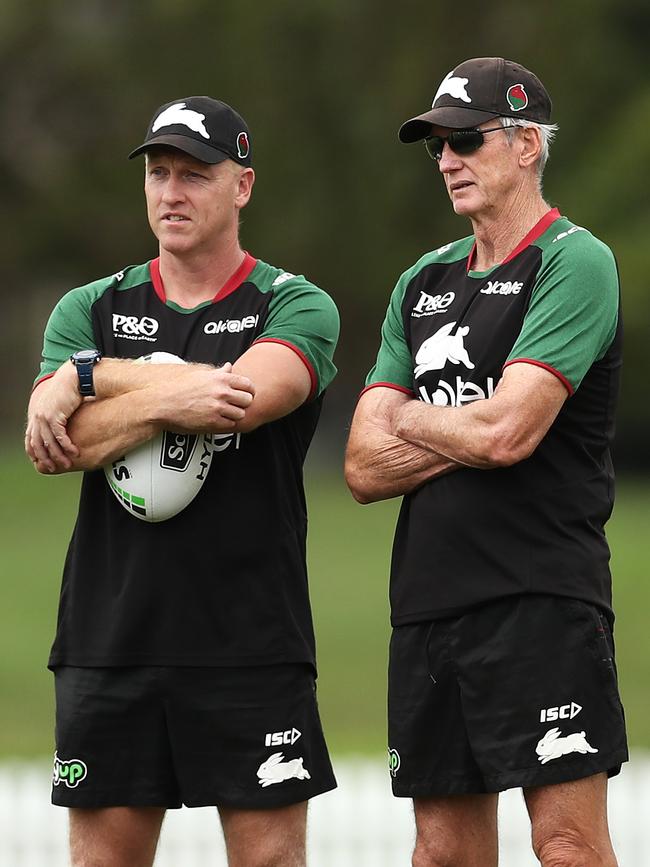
[535, 727, 599, 764]
[256, 752, 311, 787]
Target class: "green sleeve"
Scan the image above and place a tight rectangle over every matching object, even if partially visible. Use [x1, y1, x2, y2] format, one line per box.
[256, 276, 340, 396]
[506, 231, 619, 392]
[365, 276, 413, 391]
[35, 285, 98, 385]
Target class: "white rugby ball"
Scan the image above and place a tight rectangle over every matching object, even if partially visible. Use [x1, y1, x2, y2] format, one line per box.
[103, 352, 214, 522]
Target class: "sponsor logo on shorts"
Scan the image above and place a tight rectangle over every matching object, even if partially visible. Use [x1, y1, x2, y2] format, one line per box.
[112, 314, 159, 341]
[256, 753, 311, 787]
[535, 728, 598, 764]
[539, 701, 582, 723]
[388, 748, 401, 777]
[53, 751, 88, 788]
[265, 727, 302, 747]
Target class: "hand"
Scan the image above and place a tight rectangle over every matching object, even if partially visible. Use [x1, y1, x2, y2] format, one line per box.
[154, 362, 255, 432]
[25, 362, 82, 472]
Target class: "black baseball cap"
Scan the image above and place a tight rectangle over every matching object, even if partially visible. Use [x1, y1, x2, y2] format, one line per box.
[128, 96, 252, 166]
[399, 57, 552, 143]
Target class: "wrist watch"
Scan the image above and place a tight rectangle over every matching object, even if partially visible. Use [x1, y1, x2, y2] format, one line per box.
[70, 349, 102, 396]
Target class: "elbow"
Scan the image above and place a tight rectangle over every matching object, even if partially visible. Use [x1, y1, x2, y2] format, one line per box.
[344, 458, 377, 504]
[479, 427, 537, 468]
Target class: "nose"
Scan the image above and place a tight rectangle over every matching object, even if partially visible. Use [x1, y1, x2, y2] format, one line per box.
[161, 172, 186, 203]
[437, 142, 463, 174]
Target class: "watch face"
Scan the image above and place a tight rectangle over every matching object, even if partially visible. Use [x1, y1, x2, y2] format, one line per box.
[73, 349, 100, 363]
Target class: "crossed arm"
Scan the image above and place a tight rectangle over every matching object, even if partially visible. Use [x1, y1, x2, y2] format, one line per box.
[26, 342, 312, 474]
[344, 363, 569, 503]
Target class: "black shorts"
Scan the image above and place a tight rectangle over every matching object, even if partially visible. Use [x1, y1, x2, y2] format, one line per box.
[388, 594, 628, 797]
[52, 664, 336, 809]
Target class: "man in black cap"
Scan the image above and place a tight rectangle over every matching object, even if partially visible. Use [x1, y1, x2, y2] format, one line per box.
[346, 58, 625, 866]
[26, 96, 339, 866]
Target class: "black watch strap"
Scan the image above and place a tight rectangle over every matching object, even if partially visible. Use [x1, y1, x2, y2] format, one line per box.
[70, 349, 102, 397]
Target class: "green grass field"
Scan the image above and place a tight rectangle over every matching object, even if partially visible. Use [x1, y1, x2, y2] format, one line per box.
[1, 448, 649, 758]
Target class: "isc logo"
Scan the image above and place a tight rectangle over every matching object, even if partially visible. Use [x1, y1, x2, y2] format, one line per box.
[539, 702, 582, 723]
[264, 728, 301, 747]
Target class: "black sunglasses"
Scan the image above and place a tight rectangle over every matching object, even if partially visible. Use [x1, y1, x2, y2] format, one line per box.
[424, 126, 505, 161]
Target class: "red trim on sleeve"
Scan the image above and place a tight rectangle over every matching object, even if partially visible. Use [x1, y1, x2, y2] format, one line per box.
[149, 253, 258, 304]
[467, 208, 562, 272]
[32, 372, 56, 392]
[252, 337, 318, 399]
[503, 358, 574, 396]
[359, 381, 415, 399]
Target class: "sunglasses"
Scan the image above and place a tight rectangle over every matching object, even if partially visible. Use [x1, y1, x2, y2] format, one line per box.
[424, 126, 505, 161]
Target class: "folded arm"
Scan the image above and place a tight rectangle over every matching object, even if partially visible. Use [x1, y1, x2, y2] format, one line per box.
[394, 362, 569, 468]
[26, 342, 311, 474]
[345, 363, 569, 504]
[345, 386, 459, 504]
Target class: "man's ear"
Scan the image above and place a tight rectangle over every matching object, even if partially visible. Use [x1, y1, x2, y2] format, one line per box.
[518, 126, 542, 169]
[235, 167, 255, 209]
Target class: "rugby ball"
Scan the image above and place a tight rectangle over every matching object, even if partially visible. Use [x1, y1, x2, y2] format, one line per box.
[103, 352, 214, 522]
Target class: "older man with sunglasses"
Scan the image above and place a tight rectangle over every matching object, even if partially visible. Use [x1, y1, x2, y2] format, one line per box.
[346, 57, 625, 866]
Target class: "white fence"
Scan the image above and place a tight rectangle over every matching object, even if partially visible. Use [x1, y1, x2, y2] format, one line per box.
[1, 755, 649, 866]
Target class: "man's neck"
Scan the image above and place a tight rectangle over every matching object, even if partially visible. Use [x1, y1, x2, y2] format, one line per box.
[158, 241, 246, 307]
[470, 192, 550, 272]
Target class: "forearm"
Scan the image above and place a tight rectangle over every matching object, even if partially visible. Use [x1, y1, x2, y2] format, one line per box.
[64, 392, 160, 471]
[394, 365, 565, 468]
[345, 419, 457, 504]
[395, 399, 502, 468]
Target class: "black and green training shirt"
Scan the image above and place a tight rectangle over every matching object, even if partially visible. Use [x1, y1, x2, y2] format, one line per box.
[36, 253, 339, 669]
[365, 210, 622, 623]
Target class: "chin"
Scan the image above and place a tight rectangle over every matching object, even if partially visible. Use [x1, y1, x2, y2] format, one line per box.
[451, 195, 483, 219]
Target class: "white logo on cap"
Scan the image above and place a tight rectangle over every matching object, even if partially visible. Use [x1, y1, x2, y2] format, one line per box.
[152, 103, 210, 140]
[433, 71, 472, 106]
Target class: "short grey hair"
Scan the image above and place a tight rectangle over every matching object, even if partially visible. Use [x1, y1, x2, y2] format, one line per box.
[500, 116, 559, 178]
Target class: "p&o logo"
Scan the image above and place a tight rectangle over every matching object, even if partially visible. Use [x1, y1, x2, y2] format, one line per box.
[112, 314, 159, 342]
[412, 290, 455, 318]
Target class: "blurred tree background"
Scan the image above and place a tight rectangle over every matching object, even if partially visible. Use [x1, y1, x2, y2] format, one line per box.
[2, 0, 650, 460]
